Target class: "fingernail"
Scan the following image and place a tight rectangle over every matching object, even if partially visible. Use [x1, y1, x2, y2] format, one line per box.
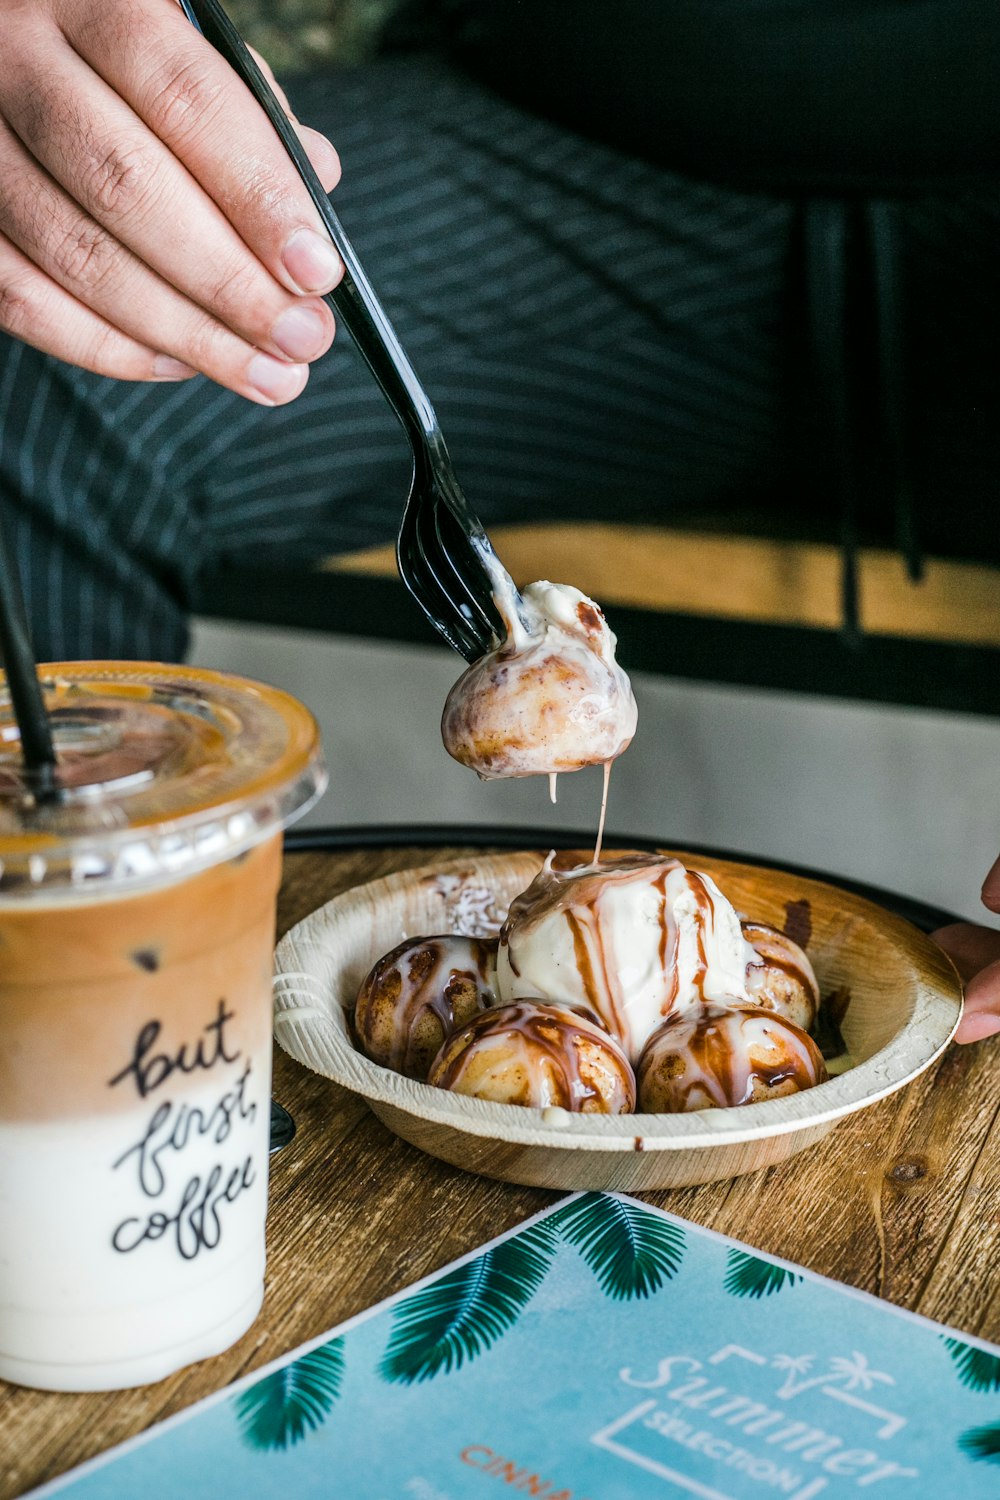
[282, 227, 343, 292]
[247, 353, 308, 405]
[271, 304, 330, 361]
[152, 355, 196, 381]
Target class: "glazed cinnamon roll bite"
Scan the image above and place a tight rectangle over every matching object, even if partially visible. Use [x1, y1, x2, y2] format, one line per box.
[428, 1001, 636, 1113]
[441, 579, 637, 780]
[496, 852, 759, 1062]
[741, 920, 820, 1032]
[637, 1004, 827, 1113]
[354, 935, 497, 1080]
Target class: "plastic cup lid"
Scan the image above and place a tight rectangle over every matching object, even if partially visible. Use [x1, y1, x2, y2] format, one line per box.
[0, 662, 325, 898]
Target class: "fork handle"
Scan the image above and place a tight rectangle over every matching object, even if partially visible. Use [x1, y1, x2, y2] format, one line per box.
[183, 0, 443, 456]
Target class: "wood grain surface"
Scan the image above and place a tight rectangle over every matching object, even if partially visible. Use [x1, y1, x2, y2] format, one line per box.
[2, 843, 997, 1499]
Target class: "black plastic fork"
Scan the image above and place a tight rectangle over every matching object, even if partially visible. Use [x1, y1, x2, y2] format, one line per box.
[182, 0, 509, 661]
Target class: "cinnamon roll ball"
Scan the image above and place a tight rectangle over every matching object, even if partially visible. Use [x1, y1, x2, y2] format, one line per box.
[637, 1004, 827, 1113]
[354, 935, 497, 1080]
[441, 581, 637, 780]
[741, 920, 820, 1032]
[497, 852, 758, 1062]
[428, 1001, 636, 1113]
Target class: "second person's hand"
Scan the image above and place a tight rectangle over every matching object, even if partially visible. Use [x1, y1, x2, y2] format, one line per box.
[933, 853, 1000, 1044]
[0, 0, 344, 403]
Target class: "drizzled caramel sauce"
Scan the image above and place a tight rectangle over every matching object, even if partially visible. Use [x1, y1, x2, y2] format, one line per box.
[428, 1001, 635, 1113]
[498, 853, 757, 1062]
[355, 935, 497, 1078]
[741, 920, 820, 1029]
[638, 1004, 827, 1112]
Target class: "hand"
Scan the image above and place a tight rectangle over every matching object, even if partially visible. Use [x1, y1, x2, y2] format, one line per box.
[0, 0, 344, 403]
[932, 854, 1000, 1044]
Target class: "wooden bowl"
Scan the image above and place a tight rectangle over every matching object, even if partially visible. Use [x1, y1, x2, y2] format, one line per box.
[273, 851, 962, 1189]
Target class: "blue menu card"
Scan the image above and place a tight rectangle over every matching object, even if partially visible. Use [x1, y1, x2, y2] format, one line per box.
[27, 1193, 1000, 1498]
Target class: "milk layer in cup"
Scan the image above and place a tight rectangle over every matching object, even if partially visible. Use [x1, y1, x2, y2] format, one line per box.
[0, 663, 324, 1391]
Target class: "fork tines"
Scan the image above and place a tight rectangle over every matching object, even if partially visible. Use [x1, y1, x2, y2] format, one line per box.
[398, 476, 504, 662]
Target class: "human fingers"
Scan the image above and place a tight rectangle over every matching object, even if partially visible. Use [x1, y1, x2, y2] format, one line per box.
[297, 126, 342, 194]
[931, 922, 1000, 1044]
[981, 852, 1000, 913]
[931, 921, 1000, 982]
[0, 230, 193, 381]
[2, 39, 335, 386]
[956, 959, 1000, 1044]
[64, 0, 344, 296]
[0, 121, 310, 404]
[245, 47, 342, 195]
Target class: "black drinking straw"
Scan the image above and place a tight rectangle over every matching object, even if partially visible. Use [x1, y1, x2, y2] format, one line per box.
[0, 512, 58, 800]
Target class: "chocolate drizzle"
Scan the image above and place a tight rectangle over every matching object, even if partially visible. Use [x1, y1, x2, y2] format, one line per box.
[813, 985, 851, 1061]
[356, 864, 832, 1119]
[440, 577, 637, 782]
[354, 935, 497, 1079]
[782, 898, 813, 950]
[638, 1004, 827, 1112]
[742, 920, 820, 1029]
[428, 1001, 635, 1113]
[657, 866, 681, 1015]
[498, 854, 755, 1061]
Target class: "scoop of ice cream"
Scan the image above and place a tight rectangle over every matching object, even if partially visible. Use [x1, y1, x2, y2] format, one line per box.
[428, 1000, 635, 1112]
[741, 920, 820, 1031]
[496, 853, 760, 1061]
[441, 579, 637, 779]
[637, 1004, 827, 1112]
[354, 935, 497, 1080]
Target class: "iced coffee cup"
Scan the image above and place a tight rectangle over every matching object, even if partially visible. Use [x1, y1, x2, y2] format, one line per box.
[0, 662, 325, 1392]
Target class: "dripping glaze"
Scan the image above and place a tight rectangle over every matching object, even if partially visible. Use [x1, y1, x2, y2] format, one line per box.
[495, 853, 760, 1063]
[441, 570, 636, 788]
[428, 1001, 635, 1113]
[637, 1004, 828, 1112]
[355, 935, 497, 1077]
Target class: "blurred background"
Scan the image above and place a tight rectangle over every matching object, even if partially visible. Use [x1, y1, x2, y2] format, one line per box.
[226, 0, 398, 70]
[188, 0, 999, 922]
[190, 619, 999, 922]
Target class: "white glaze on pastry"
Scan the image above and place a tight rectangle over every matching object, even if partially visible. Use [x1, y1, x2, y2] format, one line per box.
[441, 576, 637, 781]
[637, 1003, 827, 1112]
[496, 853, 760, 1061]
[428, 1000, 635, 1112]
[742, 919, 820, 1031]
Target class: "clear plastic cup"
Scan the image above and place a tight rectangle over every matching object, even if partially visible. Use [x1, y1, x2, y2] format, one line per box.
[0, 662, 325, 1392]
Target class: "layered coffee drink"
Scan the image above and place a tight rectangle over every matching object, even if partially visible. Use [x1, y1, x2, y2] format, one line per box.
[0, 664, 324, 1391]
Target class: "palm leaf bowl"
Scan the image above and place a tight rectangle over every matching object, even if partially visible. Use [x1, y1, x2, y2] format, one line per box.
[272, 851, 961, 1189]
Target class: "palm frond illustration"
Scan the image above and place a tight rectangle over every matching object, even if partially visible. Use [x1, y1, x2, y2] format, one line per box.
[724, 1248, 801, 1298]
[235, 1340, 345, 1452]
[551, 1193, 685, 1299]
[944, 1337, 1000, 1393]
[959, 1421, 1000, 1463]
[379, 1219, 558, 1384]
[827, 1352, 893, 1391]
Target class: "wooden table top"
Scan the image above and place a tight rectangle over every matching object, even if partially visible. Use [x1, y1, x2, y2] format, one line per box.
[2, 841, 998, 1499]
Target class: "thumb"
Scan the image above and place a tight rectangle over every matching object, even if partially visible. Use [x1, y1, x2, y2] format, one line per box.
[982, 853, 1000, 914]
